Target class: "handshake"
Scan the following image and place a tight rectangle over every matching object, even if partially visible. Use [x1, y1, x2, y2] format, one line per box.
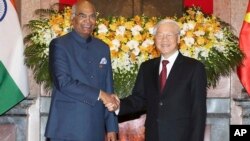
[99, 90, 120, 112]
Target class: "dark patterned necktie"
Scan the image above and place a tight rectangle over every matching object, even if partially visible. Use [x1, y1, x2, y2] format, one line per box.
[160, 60, 169, 93]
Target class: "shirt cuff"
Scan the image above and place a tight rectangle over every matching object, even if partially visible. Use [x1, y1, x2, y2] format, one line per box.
[115, 108, 120, 115]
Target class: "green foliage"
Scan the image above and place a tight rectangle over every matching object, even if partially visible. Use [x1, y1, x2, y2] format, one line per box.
[24, 6, 244, 98]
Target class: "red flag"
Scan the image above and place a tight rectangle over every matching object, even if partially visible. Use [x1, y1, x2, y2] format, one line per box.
[59, 0, 77, 6]
[184, 0, 213, 14]
[59, 0, 77, 10]
[237, 0, 250, 95]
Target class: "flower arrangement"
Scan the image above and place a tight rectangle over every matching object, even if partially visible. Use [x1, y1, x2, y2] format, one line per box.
[24, 7, 243, 98]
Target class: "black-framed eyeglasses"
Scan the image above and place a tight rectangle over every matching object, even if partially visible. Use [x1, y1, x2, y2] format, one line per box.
[74, 12, 97, 20]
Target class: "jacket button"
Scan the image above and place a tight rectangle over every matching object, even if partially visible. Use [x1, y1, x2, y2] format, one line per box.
[159, 102, 163, 106]
[90, 75, 94, 78]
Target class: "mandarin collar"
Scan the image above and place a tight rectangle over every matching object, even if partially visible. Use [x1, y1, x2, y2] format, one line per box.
[71, 29, 92, 43]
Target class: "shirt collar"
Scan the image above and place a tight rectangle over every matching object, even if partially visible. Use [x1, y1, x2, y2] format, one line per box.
[160, 50, 179, 64]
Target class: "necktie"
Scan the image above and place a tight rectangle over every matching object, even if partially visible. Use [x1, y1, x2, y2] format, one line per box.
[160, 60, 169, 93]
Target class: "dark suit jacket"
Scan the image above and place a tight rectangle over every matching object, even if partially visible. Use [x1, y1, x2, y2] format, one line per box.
[119, 53, 207, 141]
[45, 30, 118, 141]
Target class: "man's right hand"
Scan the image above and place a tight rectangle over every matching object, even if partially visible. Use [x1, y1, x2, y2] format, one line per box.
[99, 90, 120, 111]
[105, 95, 120, 112]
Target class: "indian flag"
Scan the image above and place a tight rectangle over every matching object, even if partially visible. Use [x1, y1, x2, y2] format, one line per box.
[0, 0, 29, 115]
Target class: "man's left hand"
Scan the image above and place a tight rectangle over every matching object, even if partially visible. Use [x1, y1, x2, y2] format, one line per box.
[107, 132, 117, 141]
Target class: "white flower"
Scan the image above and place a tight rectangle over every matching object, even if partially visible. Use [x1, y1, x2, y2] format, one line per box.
[132, 46, 140, 56]
[112, 53, 132, 71]
[182, 23, 189, 31]
[43, 29, 55, 46]
[116, 26, 126, 36]
[180, 48, 191, 57]
[180, 22, 195, 36]
[183, 37, 195, 47]
[196, 11, 203, 15]
[182, 21, 195, 31]
[126, 40, 139, 50]
[180, 29, 186, 36]
[142, 39, 154, 48]
[148, 27, 154, 35]
[200, 49, 209, 58]
[194, 30, 205, 36]
[111, 39, 120, 51]
[98, 24, 108, 34]
[43, 47, 49, 56]
[131, 25, 143, 36]
[194, 47, 209, 58]
[214, 44, 225, 52]
[187, 21, 196, 30]
[137, 54, 149, 64]
[214, 31, 224, 40]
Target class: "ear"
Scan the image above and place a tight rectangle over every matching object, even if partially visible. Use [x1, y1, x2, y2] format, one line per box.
[71, 18, 75, 26]
[177, 35, 180, 44]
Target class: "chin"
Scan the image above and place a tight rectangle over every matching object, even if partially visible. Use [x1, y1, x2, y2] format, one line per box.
[160, 50, 170, 54]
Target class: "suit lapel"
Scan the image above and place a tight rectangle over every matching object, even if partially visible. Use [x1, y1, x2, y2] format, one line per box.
[161, 53, 184, 98]
[152, 57, 161, 94]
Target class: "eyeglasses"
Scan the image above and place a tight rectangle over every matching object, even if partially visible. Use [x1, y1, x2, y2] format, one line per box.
[155, 33, 179, 40]
[74, 13, 97, 20]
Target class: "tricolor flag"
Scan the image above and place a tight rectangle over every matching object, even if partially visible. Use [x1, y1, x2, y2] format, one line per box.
[0, 0, 29, 115]
[237, 0, 250, 96]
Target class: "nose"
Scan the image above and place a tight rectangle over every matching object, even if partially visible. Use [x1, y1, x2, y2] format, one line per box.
[84, 16, 91, 23]
[161, 36, 170, 41]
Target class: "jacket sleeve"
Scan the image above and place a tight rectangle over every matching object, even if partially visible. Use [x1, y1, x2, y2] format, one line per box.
[49, 39, 100, 106]
[104, 49, 118, 132]
[190, 62, 207, 141]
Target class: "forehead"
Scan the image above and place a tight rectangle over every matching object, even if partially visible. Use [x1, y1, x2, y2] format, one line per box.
[157, 23, 178, 33]
[76, 2, 95, 14]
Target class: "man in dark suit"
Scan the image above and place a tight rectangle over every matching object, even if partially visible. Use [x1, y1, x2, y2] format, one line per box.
[45, 1, 118, 141]
[107, 19, 207, 141]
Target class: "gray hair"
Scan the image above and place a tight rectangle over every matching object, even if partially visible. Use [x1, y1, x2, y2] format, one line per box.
[71, 4, 76, 20]
[152, 19, 180, 35]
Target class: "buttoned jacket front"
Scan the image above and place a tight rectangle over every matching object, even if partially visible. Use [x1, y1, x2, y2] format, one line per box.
[119, 53, 207, 141]
[45, 30, 118, 141]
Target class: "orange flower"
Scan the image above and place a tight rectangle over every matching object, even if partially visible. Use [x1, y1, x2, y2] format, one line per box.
[121, 45, 130, 53]
[130, 53, 136, 62]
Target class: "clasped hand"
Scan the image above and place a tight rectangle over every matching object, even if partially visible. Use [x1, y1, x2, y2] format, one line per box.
[99, 90, 120, 111]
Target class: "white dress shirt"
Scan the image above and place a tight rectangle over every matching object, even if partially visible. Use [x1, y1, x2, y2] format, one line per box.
[159, 50, 179, 78]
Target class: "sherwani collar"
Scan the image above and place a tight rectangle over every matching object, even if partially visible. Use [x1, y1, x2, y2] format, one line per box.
[71, 29, 92, 44]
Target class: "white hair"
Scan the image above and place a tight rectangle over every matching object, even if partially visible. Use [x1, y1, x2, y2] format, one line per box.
[152, 19, 180, 35]
[71, 4, 76, 20]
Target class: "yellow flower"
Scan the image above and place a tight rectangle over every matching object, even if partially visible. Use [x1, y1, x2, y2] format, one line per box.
[118, 16, 126, 24]
[133, 34, 143, 41]
[124, 21, 134, 30]
[130, 53, 137, 62]
[109, 23, 118, 31]
[145, 21, 154, 29]
[111, 50, 119, 58]
[186, 31, 194, 37]
[133, 15, 141, 24]
[197, 37, 205, 45]
[51, 24, 62, 35]
[187, 9, 196, 18]
[121, 45, 130, 53]
[24, 5, 243, 94]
